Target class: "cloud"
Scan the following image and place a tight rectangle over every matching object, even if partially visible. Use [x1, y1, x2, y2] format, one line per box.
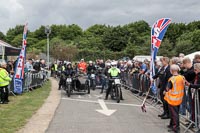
[0, 0, 200, 34]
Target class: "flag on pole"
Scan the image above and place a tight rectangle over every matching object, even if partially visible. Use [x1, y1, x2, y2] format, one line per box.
[14, 23, 28, 94]
[150, 18, 171, 94]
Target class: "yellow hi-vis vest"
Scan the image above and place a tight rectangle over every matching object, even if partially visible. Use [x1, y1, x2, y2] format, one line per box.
[164, 75, 185, 106]
[62, 66, 65, 71]
[54, 64, 58, 71]
[0, 68, 11, 87]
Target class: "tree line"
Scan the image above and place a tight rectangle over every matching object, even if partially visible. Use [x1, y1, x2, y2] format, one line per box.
[0, 20, 200, 60]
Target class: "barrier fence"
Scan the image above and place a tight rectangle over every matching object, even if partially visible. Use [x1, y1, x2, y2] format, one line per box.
[9, 70, 49, 94]
[120, 72, 200, 133]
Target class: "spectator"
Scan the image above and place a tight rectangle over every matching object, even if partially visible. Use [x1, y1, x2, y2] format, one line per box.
[6, 61, 14, 75]
[25, 58, 34, 71]
[40, 59, 46, 69]
[186, 63, 200, 127]
[33, 60, 41, 72]
[153, 57, 172, 119]
[194, 54, 200, 64]
[182, 57, 196, 121]
[0, 62, 12, 104]
[164, 64, 185, 133]
[179, 53, 185, 61]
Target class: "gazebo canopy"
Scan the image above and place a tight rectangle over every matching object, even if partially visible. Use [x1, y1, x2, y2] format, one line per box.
[0, 40, 21, 56]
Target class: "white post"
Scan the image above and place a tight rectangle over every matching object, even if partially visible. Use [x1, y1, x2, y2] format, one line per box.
[47, 34, 49, 69]
[45, 25, 51, 70]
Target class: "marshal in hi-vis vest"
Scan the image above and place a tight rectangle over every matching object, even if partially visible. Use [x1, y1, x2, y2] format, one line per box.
[0, 68, 12, 87]
[164, 75, 185, 106]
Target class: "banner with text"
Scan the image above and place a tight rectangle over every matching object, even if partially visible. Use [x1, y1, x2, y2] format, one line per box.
[14, 23, 28, 94]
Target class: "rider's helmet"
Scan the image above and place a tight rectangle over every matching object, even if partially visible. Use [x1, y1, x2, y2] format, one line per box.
[106, 63, 111, 67]
[67, 62, 72, 68]
[89, 61, 93, 65]
[111, 61, 117, 68]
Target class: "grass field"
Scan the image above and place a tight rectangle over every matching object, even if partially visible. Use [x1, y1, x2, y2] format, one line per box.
[0, 81, 51, 133]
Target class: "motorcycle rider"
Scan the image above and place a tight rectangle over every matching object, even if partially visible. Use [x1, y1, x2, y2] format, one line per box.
[64, 63, 81, 91]
[87, 61, 96, 88]
[58, 62, 66, 90]
[101, 62, 111, 94]
[105, 61, 123, 100]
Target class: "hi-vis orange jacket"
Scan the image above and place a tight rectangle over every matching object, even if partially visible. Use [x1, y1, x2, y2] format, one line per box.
[164, 75, 185, 106]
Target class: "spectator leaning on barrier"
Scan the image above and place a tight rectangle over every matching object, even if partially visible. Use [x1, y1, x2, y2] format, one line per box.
[25, 58, 34, 72]
[0, 62, 12, 104]
[182, 58, 196, 119]
[185, 63, 200, 127]
[186, 63, 200, 126]
[164, 64, 185, 133]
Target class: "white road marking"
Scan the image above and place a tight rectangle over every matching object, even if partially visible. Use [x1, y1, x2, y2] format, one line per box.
[61, 97, 153, 108]
[96, 99, 116, 116]
[88, 94, 92, 98]
[94, 94, 103, 98]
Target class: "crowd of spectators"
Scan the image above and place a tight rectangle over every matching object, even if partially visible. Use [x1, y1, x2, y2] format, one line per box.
[0, 58, 47, 104]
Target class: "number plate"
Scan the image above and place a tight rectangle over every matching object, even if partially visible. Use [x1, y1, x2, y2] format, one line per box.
[114, 79, 121, 84]
[67, 78, 72, 82]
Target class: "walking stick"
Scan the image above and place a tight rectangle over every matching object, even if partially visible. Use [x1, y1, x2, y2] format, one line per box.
[141, 87, 151, 112]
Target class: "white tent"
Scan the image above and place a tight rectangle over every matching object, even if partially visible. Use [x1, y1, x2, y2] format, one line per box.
[185, 51, 200, 61]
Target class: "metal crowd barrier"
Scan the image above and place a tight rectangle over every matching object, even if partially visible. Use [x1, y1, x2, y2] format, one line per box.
[120, 72, 200, 133]
[10, 70, 49, 93]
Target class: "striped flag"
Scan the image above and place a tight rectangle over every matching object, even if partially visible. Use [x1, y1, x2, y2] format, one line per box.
[150, 18, 171, 94]
[14, 23, 28, 94]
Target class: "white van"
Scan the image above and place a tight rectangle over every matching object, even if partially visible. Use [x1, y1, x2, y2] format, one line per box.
[133, 55, 163, 62]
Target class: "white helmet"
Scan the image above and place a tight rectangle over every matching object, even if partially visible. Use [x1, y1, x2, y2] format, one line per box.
[106, 63, 111, 66]
[111, 61, 117, 66]
[89, 61, 93, 64]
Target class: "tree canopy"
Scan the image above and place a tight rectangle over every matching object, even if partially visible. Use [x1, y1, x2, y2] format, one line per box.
[1, 20, 200, 60]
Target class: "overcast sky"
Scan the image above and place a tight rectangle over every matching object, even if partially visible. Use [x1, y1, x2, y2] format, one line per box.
[0, 0, 200, 34]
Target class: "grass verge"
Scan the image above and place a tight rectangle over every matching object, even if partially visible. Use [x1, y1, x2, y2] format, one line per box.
[0, 81, 51, 133]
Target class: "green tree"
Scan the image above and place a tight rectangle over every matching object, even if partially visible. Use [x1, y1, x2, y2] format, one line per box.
[187, 21, 200, 31]
[158, 39, 175, 57]
[6, 25, 24, 43]
[0, 31, 6, 41]
[11, 34, 22, 47]
[60, 24, 83, 41]
[103, 26, 129, 51]
[165, 23, 187, 45]
[34, 25, 47, 40]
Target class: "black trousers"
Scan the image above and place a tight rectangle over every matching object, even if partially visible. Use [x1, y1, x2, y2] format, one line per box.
[59, 75, 65, 88]
[168, 104, 180, 132]
[160, 88, 169, 115]
[0, 86, 9, 102]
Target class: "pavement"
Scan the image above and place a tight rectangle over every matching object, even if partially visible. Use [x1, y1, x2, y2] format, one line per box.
[17, 78, 61, 133]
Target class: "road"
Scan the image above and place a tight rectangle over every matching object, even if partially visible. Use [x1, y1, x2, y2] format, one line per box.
[45, 83, 176, 133]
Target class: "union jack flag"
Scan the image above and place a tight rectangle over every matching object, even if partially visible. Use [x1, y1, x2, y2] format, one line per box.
[150, 18, 171, 94]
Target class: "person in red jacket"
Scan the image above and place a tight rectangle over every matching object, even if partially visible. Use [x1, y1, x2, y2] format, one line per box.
[78, 59, 87, 74]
